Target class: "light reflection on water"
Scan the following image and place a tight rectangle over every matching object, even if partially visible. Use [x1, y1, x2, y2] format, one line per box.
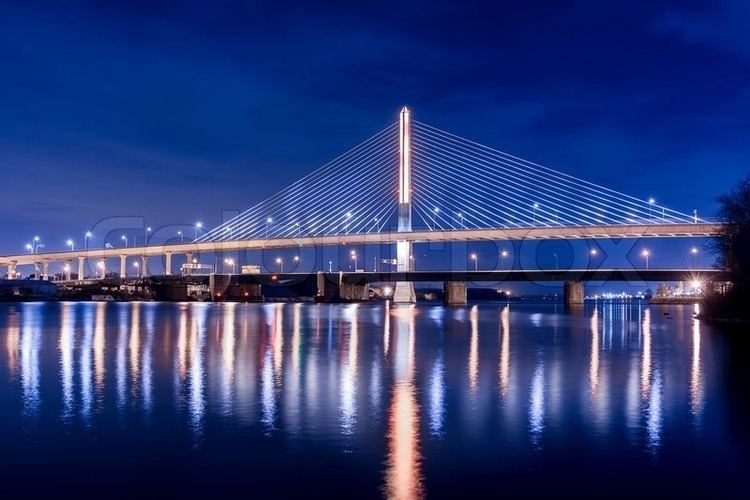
[0, 300, 747, 496]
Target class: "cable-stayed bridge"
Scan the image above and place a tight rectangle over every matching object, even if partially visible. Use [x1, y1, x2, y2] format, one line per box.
[0, 107, 720, 302]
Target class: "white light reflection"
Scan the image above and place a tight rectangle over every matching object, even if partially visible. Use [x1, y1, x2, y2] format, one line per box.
[647, 369, 663, 455]
[690, 303, 704, 422]
[641, 308, 651, 400]
[80, 303, 94, 423]
[286, 303, 301, 433]
[468, 305, 479, 395]
[116, 304, 129, 414]
[141, 304, 154, 415]
[188, 303, 207, 440]
[221, 303, 237, 417]
[59, 303, 75, 421]
[499, 305, 510, 396]
[20, 304, 43, 417]
[340, 304, 359, 435]
[428, 353, 445, 437]
[94, 302, 106, 410]
[528, 359, 545, 448]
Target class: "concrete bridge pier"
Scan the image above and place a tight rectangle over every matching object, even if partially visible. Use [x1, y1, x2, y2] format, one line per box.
[564, 281, 585, 306]
[141, 255, 149, 277]
[33, 262, 41, 280]
[98, 259, 106, 279]
[120, 254, 127, 279]
[42, 260, 50, 280]
[444, 281, 468, 306]
[6, 260, 16, 279]
[78, 256, 85, 280]
[64, 260, 72, 281]
[165, 252, 173, 275]
[316, 272, 369, 302]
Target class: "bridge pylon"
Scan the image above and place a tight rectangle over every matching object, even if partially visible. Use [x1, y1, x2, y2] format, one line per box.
[394, 106, 416, 303]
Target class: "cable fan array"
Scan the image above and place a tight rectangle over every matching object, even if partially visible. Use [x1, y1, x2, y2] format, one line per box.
[198, 116, 701, 243]
[409, 121, 699, 231]
[197, 123, 400, 242]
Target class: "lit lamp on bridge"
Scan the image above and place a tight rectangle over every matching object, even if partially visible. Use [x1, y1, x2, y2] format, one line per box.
[641, 249, 650, 269]
[470, 253, 478, 271]
[275, 257, 283, 273]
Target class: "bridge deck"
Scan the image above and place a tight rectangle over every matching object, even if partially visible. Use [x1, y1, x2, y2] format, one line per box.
[0, 223, 720, 266]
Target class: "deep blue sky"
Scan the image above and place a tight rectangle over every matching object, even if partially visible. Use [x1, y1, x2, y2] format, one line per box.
[1, 0, 748, 273]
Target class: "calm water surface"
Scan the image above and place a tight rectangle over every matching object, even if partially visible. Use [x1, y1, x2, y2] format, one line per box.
[0, 301, 748, 497]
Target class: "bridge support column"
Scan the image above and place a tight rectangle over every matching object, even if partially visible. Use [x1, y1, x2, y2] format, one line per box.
[64, 260, 72, 281]
[186, 252, 193, 265]
[444, 281, 467, 306]
[394, 106, 416, 304]
[120, 255, 127, 279]
[33, 262, 41, 280]
[339, 273, 369, 301]
[99, 259, 106, 279]
[141, 255, 149, 277]
[165, 252, 173, 275]
[43, 260, 50, 280]
[564, 281, 584, 306]
[7, 260, 16, 279]
[78, 256, 85, 280]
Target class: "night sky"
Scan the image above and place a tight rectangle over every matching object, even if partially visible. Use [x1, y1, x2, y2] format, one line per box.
[1, 1, 748, 277]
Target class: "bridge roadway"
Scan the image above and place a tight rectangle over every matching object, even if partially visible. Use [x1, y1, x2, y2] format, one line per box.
[0, 222, 721, 270]
[334, 268, 725, 284]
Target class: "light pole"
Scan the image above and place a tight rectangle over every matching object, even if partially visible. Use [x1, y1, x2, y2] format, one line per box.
[265, 217, 272, 238]
[690, 247, 698, 269]
[97, 260, 105, 279]
[457, 212, 464, 228]
[178, 231, 184, 243]
[648, 198, 655, 220]
[409, 255, 415, 271]
[121, 235, 128, 248]
[133, 261, 140, 278]
[85, 231, 92, 251]
[470, 253, 478, 271]
[66, 239, 74, 252]
[33, 236, 41, 254]
[145, 227, 152, 246]
[350, 250, 357, 271]
[532, 203, 539, 225]
[328, 260, 333, 272]
[641, 249, 650, 269]
[275, 257, 283, 273]
[500, 249, 509, 270]
[195, 222, 203, 241]
[553, 253, 559, 271]
[432, 207, 439, 230]
[224, 258, 235, 274]
[25, 243, 33, 254]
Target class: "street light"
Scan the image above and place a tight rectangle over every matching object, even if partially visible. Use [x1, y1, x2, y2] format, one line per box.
[121, 235, 128, 247]
[96, 260, 105, 279]
[133, 261, 140, 278]
[145, 227, 152, 246]
[265, 217, 272, 238]
[641, 249, 650, 269]
[590, 248, 598, 256]
[457, 212, 464, 228]
[66, 239, 74, 252]
[275, 257, 283, 273]
[177, 230, 184, 243]
[33, 236, 42, 254]
[85, 231, 92, 251]
[432, 207, 439, 230]
[293, 255, 300, 267]
[350, 250, 357, 271]
[532, 203, 539, 224]
[690, 247, 698, 269]
[553, 252, 559, 271]
[25, 243, 33, 253]
[648, 198, 655, 220]
[328, 260, 333, 272]
[224, 258, 235, 274]
[470, 253, 478, 271]
[500, 249, 509, 270]
[195, 222, 203, 241]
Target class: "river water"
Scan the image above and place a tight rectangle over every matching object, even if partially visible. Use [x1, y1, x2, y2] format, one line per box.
[0, 301, 748, 497]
